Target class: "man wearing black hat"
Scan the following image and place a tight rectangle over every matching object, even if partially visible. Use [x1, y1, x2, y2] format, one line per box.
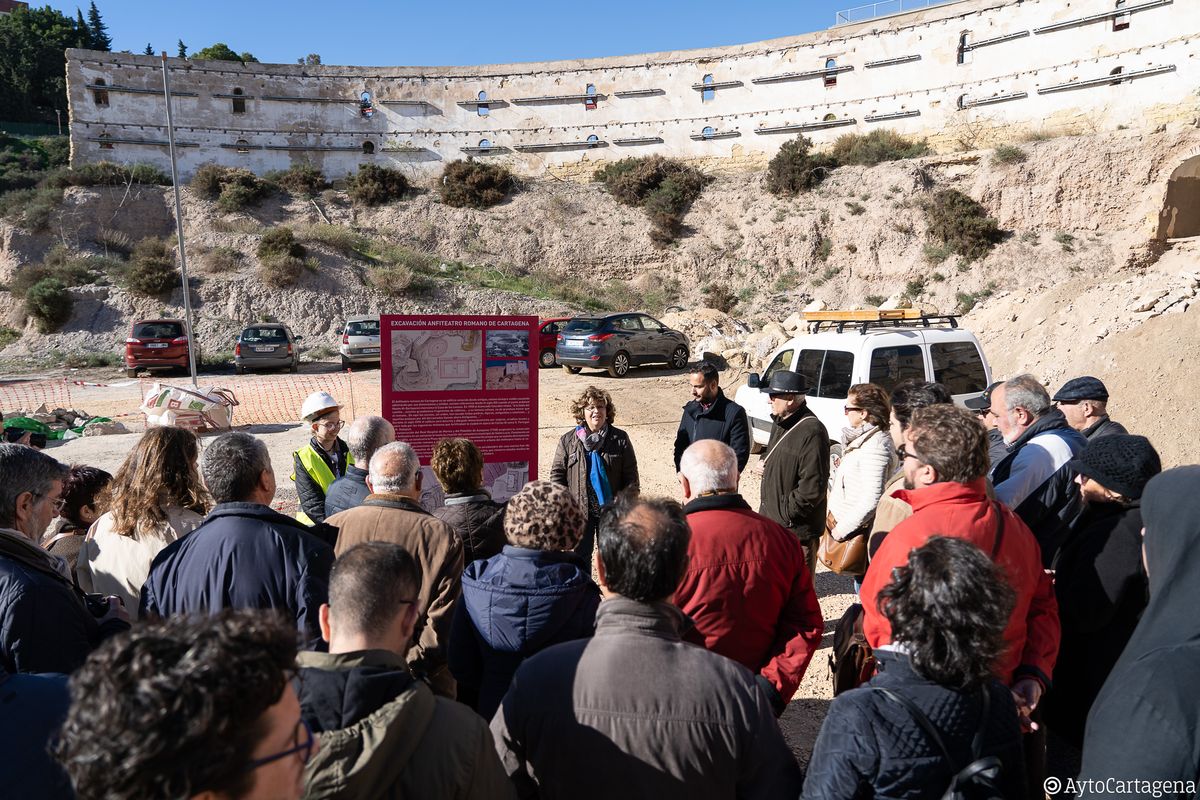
[756, 371, 830, 575]
[965, 381, 1011, 469]
[1053, 376, 1128, 441]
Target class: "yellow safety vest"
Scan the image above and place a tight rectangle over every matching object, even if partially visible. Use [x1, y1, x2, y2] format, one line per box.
[291, 443, 354, 526]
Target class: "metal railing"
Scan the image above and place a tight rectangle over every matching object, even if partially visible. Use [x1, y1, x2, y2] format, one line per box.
[834, 0, 961, 26]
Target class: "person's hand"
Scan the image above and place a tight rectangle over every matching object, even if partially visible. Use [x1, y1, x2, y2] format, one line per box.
[1011, 678, 1043, 732]
[99, 595, 131, 625]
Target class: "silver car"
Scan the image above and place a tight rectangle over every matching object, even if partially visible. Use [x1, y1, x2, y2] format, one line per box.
[340, 315, 381, 370]
[235, 323, 300, 374]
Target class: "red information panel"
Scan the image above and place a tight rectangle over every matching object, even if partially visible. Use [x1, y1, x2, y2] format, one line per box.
[380, 314, 539, 511]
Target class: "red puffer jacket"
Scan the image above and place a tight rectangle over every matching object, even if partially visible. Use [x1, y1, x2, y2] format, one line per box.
[676, 494, 824, 704]
[860, 477, 1061, 688]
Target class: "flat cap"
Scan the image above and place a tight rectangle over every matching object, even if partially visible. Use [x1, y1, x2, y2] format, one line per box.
[1053, 376, 1109, 403]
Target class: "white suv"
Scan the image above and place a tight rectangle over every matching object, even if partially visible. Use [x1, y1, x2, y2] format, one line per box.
[734, 313, 992, 453]
[339, 316, 381, 370]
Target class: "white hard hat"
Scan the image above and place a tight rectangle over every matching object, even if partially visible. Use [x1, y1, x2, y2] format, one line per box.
[301, 391, 341, 422]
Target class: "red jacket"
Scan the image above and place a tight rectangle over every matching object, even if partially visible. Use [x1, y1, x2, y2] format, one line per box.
[860, 478, 1060, 688]
[676, 494, 824, 702]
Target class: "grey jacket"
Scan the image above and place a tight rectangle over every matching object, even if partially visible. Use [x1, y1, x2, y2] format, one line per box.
[490, 597, 803, 799]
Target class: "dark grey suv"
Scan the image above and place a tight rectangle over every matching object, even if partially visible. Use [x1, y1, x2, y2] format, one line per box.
[556, 313, 690, 378]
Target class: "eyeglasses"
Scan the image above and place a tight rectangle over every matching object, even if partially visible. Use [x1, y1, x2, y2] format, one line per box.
[844, 406, 864, 414]
[51, 497, 66, 513]
[244, 717, 315, 773]
[315, 419, 344, 431]
[896, 444, 924, 463]
[1055, 400, 1081, 407]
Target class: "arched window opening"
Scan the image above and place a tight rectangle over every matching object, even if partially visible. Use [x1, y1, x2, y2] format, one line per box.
[702, 126, 715, 139]
[823, 113, 838, 122]
[479, 139, 492, 150]
[957, 94, 972, 110]
[359, 91, 374, 118]
[235, 138, 249, 153]
[92, 77, 109, 106]
[1113, 0, 1131, 31]
[824, 58, 838, 88]
[232, 87, 246, 114]
[586, 134, 599, 147]
[98, 132, 113, 150]
[957, 32, 972, 65]
[585, 83, 597, 110]
[702, 74, 715, 103]
[477, 90, 490, 117]
[1110, 66, 1127, 85]
[362, 141, 375, 155]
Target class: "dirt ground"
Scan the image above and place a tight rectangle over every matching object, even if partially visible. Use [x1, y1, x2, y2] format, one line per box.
[33, 359, 853, 767]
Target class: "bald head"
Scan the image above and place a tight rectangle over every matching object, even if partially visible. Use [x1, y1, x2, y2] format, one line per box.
[368, 441, 420, 497]
[679, 439, 739, 500]
[346, 415, 395, 465]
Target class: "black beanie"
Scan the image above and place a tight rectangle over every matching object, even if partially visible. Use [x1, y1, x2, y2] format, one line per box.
[1068, 434, 1161, 501]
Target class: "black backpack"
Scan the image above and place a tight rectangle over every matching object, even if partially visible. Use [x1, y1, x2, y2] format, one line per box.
[872, 686, 1006, 800]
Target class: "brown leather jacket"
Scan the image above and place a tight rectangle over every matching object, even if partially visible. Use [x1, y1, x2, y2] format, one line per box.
[549, 426, 639, 522]
[327, 494, 464, 698]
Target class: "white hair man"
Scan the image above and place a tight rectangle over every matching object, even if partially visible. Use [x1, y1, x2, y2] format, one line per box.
[324, 416, 395, 518]
[989, 374, 1087, 565]
[325, 442, 464, 698]
[673, 439, 823, 717]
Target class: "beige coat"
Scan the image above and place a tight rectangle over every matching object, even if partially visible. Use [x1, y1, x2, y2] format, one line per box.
[327, 494, 465, 698]
[77, 505, 203, 617]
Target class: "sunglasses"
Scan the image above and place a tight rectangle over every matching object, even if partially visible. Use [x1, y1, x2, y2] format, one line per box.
[844, 406, 864, 414]
[896, 444, 923, 463]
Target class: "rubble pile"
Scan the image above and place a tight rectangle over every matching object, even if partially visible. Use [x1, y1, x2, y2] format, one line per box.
[2, 404, 128, 438]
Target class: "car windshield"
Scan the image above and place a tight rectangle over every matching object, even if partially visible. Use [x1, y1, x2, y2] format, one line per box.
[347, 321, 380, 336]
[134, 322, 183, 339]
[562, 319, 604, 333]
[241, 327, 287, 343]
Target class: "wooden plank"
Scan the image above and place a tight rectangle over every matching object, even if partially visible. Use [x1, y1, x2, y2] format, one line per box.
[803, 309, 922, 322]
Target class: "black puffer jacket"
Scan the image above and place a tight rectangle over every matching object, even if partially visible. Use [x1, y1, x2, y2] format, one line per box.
[1044, 502, 1147, 748]
[433, 492, 506, 564]
[673, 389, 751, 471]
[803, 650, 1026, 800]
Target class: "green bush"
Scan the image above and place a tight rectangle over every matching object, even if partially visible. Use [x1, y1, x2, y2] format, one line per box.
[923, 242, 952, 264]
[349, 163, 410, 206]
[368, 264, 422, 296]
[119, 238, 179, 296]
[923, 189, 1003, 262]
[257, 227, 306, 260]
[25, 278, 72, 332]
[42, 161, 170, 189]
[266, 164, 328, 197]
[0, 135, 69, 194]
[765, 136, 838, 196]
[956, 282, 998, 314]
[10, 246, 104, 297]
[0, 186, 62, 230]
[864, 293, 887, 307]
[190, 164, 268, 210]
[992, 144, 1028, 165]
[200, 246, 240, 274]
[295, 223, 368, 258]
[594, 156, 709, 244]
[0, 326, 19, 350]
[438, 160, 514, 209]
[829, 130, 930, 166]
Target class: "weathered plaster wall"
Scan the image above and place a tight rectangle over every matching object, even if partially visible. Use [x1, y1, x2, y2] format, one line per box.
[66, 0, 1198, 181]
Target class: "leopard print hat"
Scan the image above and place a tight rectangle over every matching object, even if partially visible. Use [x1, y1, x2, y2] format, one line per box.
[504, 480, 586, 551]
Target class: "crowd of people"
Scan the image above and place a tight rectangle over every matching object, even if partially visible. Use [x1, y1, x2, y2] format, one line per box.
[0, 361, 1193, 799]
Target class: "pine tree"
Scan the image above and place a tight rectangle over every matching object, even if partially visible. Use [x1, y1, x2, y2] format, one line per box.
[177, 39, 187, 58]
[86, 2, 112, 51]
[144, 43, 154, 55]
[75, 8, 89, 44]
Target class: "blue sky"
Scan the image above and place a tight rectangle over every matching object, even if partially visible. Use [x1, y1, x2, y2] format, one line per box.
[52, 0, 873, 66]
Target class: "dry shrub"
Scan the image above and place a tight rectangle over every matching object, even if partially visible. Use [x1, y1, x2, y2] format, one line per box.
[348, 164, 409, 206]
[594, 156, 708, 244]
[828, 130, 930, 166]
[200, 246, 240, 274]
[265, 164, 328, 197]
[256, 227, 307, 288]
[438, 159, 514, 209]
[923, 189, 1004, 262]
[25, 278, 72, 333]
[765, 136, 838, 196]
[120, 238, 179, 296]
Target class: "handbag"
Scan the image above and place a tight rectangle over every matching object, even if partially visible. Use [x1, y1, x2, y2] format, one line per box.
[818, 512, 871, 576]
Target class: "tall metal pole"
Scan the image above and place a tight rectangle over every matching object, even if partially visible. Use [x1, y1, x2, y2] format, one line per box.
[160, 52, 198, 388]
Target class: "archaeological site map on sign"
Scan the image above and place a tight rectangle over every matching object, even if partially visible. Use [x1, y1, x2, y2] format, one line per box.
[381, 315, 539, 511]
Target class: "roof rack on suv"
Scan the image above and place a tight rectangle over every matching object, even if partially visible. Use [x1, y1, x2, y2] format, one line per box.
[803, 309, 961, 334]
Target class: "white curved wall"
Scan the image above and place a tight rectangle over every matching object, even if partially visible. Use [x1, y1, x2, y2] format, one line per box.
[66, 0, 1198, 180]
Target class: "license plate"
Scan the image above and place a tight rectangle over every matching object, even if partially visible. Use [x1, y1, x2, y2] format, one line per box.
[146, 342, 168, 349]
[361, 348, 379, 354]
[254, 346, 275, 353]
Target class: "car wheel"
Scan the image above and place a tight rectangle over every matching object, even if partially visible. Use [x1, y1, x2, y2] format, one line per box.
[539, 349, 556, 368]
[125, 368, 137, 378]
[562, 365, 581, 375]
[670, 345, 689, 370]
[607, 351, 631, 378]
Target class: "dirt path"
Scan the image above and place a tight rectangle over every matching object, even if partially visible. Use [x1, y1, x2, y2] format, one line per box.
[33, 361, 852, 766]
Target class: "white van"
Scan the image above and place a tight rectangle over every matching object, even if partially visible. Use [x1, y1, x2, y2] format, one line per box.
[734, 312, 992, 454]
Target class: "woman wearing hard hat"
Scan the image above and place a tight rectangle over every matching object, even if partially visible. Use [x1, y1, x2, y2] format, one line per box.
[293, 391, 353, 526]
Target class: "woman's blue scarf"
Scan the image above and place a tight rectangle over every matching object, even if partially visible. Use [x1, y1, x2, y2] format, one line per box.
[577, 425, 613, 507]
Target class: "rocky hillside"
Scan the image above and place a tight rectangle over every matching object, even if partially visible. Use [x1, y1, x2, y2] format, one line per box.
[2, 123, 1198, 462]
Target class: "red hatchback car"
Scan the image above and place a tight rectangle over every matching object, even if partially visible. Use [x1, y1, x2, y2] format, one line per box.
[124, 318, 200, 377]
[538, 317, 572, 368]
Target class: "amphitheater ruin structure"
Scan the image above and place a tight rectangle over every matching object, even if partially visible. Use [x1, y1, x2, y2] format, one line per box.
[66, 0, 1195, 183]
